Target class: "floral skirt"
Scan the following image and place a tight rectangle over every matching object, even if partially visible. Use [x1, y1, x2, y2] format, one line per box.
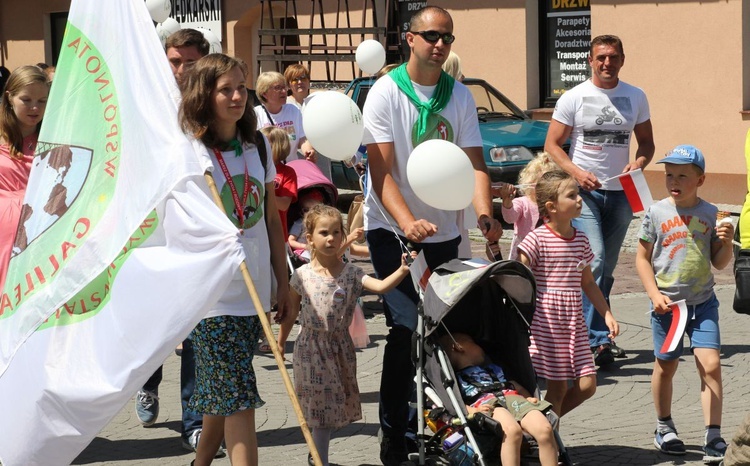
[188, 315, 265, 416]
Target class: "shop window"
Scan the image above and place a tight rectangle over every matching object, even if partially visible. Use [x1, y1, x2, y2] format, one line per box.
[50, 12, 68, 66]
[539, 0, 591, 107]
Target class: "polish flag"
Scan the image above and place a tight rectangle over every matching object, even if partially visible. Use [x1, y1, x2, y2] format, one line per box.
[660, 300, 689, 354]
[410, 251, 431, 292]
[616, 169, 654, 214]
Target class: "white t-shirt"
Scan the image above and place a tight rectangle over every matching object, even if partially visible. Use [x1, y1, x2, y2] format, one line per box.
[286, 93, 317, 111]
[255, 103, 306, 161]
[196, 137, 276, 318]
[552, 79, 650, 190]
[362, 75, 482, 242]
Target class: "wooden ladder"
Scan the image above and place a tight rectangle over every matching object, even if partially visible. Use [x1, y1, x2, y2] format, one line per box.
[257, 0, 398, 83]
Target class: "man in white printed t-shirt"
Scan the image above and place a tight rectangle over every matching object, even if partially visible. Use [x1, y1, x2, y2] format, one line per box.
[361, 6, 502, 465]
[545, 34, 655, 367]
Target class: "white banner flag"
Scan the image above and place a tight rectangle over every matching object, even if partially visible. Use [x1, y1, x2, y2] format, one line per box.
[0, 1, 244, 464]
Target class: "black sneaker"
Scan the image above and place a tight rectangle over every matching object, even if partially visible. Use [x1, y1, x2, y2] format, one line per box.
[380, 436, 408, 466]
[593, 344, 614, 367]
[610, 341, 627, 358]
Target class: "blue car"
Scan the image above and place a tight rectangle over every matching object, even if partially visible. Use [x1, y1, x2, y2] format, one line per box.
[336, 77, 558, 189]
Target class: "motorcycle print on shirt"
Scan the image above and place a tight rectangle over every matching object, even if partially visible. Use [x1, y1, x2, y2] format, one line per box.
[580, 96, 633, 151]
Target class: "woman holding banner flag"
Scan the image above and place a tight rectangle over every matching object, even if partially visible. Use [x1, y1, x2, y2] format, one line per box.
[0, 65, 49, 285]
[179, 53, 290, 466]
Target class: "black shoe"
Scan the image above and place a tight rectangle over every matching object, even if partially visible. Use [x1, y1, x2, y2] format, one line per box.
[380, 436, 408, 466]
[593, 344, 614, 366]
[610, 341, 627, 358]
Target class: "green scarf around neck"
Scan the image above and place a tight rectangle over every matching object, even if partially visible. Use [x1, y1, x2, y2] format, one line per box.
[389, 63, 455, 142]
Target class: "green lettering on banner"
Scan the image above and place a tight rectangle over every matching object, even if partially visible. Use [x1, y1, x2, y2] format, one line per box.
[36, 212, 159, 330]
[0, 22, 120, 320]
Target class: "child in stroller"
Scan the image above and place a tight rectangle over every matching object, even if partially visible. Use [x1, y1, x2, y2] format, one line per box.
[440, 332, 558, 466]
[414, 259, 572, 466]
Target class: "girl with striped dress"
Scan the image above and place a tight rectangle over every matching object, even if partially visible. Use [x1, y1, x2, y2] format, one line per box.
[517, 170, 619, 419]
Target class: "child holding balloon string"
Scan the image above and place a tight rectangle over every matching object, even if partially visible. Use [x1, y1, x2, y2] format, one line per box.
[277, 204, 410, 466]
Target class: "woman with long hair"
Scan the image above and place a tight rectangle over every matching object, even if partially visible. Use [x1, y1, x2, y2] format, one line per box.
[179, 53, 289, 466]
[0, 65, 49, 280]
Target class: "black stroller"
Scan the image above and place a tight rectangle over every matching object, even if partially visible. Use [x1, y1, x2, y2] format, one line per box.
[406, 258, 572, 466]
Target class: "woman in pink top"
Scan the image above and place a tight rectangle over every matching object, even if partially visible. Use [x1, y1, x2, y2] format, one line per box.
[0, 65, 49, 282]
[494, 153, 558, 260]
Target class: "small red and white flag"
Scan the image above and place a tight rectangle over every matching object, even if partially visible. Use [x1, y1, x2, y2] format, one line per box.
[410, 251, 431, 292]
[660, 299, 689, 354]
[611, 168, 654, 214]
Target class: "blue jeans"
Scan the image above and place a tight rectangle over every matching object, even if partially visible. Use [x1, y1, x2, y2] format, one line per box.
[142, 336, 202, 438]
[366, 228, 460, 448]
[572, 189, 633, 348]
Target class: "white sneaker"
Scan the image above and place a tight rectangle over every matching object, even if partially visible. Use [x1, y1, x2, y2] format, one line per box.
[181, 429, 227, 458]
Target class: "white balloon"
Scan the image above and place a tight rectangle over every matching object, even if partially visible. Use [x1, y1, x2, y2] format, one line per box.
[146, 0, 171, 24]
[155, 17, 180, 45]
[303, 91, 364, 162]
[196, 27, 222, 54]
[355, 40, 386, 75]
[407, 139, 475, 211]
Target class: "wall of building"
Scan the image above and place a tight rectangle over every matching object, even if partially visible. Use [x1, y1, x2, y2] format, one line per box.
[0, 0, 70, 67]
[1, 0, 747, 203]
[593, 1, 747, 203]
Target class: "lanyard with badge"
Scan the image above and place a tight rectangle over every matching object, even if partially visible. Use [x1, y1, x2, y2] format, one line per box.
[213, 148, 250, 227]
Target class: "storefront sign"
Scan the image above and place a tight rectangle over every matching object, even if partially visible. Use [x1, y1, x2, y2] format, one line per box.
[171, 0, 222, 40]
[543, 0, 590, 104]
[396, 0, 427, 60]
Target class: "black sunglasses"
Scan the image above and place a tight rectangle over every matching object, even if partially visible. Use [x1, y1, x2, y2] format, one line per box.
[411, 30, 455, 45]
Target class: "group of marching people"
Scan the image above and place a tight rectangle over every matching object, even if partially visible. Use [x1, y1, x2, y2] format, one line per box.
[4, 5, 750, 466]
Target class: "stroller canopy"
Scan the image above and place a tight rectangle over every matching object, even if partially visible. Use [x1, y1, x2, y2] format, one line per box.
[286, 159, 339, 228]
[422, 259, 536, 338]
[287, 159, 338, 206]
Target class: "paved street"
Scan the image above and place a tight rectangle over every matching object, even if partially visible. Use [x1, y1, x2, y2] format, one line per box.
[71, 232, 749, 466]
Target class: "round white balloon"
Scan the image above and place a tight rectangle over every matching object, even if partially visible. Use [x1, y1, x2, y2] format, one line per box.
[146, 0, 171, 24]
[355, 40, 386, 75]
[407, 139, 475, 211]
[155, 17, 180, 45]
[303, 92, 364, 161]
[196, 27, 222, 54]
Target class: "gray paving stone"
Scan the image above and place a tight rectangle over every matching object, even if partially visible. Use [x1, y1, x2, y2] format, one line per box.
[69, 237, 748, 466]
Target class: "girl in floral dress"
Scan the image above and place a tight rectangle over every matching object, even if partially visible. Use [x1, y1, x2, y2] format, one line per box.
[277, 204, 409, 466]
[517, 170, 619, 419]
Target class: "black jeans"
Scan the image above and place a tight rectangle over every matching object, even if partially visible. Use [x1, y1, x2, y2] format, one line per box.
[366, 228, 460, 446]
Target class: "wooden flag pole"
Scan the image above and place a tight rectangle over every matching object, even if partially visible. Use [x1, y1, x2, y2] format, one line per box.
[204, 172, 322, 466]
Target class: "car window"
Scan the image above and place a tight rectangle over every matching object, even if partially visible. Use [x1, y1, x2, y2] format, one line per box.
[355, 86, 371, 111]
[465, 82, 520, 117]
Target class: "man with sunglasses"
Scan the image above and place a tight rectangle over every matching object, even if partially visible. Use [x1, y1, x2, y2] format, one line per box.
[545, 34, 655, 368]
[361, 6, 502, 465]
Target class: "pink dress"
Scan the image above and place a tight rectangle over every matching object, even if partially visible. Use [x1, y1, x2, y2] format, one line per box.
[517, 224, 596, 380]
[0, 134, 37, 281]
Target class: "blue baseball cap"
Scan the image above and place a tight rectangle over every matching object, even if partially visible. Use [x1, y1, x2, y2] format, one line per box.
[657, 144, 705, 171]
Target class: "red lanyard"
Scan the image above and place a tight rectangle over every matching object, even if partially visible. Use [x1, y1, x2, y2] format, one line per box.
[213, 148, 250, 226]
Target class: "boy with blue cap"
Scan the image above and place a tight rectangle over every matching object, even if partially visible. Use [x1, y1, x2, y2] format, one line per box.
[635, 145, 735, 463]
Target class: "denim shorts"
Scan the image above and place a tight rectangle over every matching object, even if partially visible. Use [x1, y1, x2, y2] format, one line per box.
[651, 293, 720, 360]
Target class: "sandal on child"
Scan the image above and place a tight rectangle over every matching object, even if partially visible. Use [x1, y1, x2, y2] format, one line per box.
[258, 338, 272, 353]
[654, 429, 686, 456]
